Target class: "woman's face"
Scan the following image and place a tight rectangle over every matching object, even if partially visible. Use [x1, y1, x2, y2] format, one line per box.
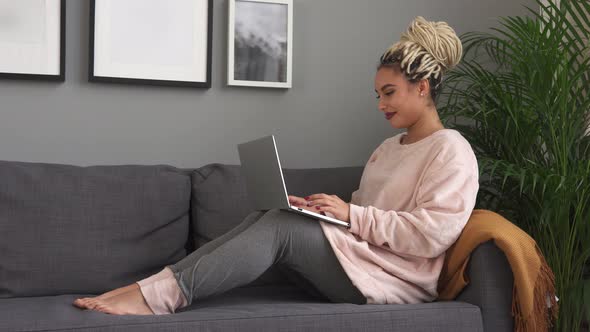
[374, 66, 425, 128]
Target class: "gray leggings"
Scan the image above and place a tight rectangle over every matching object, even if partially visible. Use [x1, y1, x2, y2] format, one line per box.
[167, 209, 366, 306]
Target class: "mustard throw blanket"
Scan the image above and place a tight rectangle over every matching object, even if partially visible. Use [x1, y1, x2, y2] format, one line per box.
[437, 209, 559, 332]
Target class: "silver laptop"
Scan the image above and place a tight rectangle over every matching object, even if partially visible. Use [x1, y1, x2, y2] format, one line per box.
[237, 135, 351, 228]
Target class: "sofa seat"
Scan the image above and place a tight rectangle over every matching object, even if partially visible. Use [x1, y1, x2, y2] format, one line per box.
[0, 285, 483, 332]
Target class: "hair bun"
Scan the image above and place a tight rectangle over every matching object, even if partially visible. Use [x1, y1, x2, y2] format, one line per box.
[402, 16, 462, 71]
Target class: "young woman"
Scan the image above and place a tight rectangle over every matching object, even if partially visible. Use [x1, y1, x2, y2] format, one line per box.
[73, 16, 479, 315]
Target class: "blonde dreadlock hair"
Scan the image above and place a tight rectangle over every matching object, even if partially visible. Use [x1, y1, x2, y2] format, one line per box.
[379, 16, 462, 101]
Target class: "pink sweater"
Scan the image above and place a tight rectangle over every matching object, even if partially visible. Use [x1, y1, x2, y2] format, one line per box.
[319, 128, 479, 304]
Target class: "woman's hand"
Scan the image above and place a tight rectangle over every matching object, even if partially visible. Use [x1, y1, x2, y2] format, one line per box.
[305, 193, 350, 222]
[288, 195, 319, 213]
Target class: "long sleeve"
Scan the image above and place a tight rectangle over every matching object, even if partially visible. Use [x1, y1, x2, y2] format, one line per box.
[347, 161, 479, 258]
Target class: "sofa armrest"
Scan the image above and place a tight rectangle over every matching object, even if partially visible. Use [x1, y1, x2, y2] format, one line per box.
[454, 240, 514, 332]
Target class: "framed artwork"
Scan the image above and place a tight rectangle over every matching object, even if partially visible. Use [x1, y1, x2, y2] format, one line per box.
[0, 0, 65, 81]
[89, 0, 213, 88]
[228, 0, 293, 88]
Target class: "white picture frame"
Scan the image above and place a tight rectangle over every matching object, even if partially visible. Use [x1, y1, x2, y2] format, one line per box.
[228, 0, 293, 88]
[90, 0, 213, 88]
[0, 0, 65, 81]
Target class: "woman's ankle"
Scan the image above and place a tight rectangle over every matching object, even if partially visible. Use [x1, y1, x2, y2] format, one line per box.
[137, 268, 187, 314]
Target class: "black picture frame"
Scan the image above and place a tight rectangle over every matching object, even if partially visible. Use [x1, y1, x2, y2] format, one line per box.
[0, 0, 66, 82]
[89, 0, 213, 88]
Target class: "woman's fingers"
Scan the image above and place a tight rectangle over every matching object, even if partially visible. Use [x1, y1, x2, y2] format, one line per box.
[306, 198, 331, 207]
[288, 195, 307, 206]
[302, 194, 349, 222]
[306, 194, 338, 203]
[289, 194, 345, 220]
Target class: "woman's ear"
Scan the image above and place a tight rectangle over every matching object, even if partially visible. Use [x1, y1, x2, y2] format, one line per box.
[418, 79, 430, 97]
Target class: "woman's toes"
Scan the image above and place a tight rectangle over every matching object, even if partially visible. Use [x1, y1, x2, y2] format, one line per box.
[74, 298, 93, 309]
[73, 299, 85, 308]
[93, 303, 107, 313]
[82, 299, 98, 310]
[76, 288, 154, 315]
[73, 297, 110, 312]
[77, 299, 101, 311]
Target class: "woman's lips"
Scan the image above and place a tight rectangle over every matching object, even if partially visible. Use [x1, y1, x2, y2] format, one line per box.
[385, 112, 396, 120]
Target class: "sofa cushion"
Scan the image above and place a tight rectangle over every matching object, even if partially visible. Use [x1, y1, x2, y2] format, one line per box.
[0, 286, 483, 332]
[0, 160, 191, 298]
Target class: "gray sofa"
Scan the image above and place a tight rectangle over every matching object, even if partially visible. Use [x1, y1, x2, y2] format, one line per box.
[0, 160, 514, 332]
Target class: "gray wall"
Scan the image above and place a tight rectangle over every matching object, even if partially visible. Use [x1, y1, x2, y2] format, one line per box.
[0, 0, 532, 168]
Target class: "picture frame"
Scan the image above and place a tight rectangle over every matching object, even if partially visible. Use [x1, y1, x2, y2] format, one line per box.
[228, 0, 293, 88]
[0, 0, 66, 81]
[89, 0, 213, 88]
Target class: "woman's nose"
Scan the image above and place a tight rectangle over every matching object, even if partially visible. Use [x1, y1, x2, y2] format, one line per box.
[378, 99, 386, 111]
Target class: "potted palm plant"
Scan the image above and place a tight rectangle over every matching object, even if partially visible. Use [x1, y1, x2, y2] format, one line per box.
[439, 0, 590, 330]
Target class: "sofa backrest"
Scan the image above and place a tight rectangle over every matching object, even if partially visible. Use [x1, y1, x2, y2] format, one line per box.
[0, 160, 364, 297]
[0, 160, 191, 298]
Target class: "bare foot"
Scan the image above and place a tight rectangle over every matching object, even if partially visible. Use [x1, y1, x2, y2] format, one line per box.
[73, 283, 139, 309]
[74, 283, 154, 315]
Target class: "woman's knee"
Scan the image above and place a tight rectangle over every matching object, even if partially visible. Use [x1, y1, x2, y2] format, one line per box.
[243, 210, 266, 225]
